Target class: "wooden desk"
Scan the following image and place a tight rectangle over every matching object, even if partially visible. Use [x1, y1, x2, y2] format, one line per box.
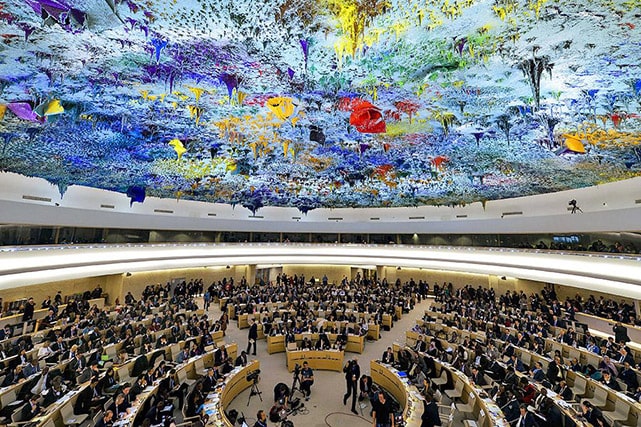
[203, 361, 260, 427]
[286, 349, 344, 372]
[368, 324, 380, 341]
[431, 359, 509, 427]
[267, 335, 286, 354]
[370, 361, 423, 427]
[382, 314, 393, 329]
[346, 334, 365, 354]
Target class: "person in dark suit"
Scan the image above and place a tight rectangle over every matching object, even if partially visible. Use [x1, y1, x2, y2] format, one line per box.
[109, 393, 129, 419]
[508, 354, 526, 373]
[21, 395, 42, 421]
[75, 378, 100, 414]
[470, 366, 486, 387]
[235, 350, 248, 367]
[530, 362, 545, 382]
[601, 371, 621, 391]
[613, 322, 629, 344]
[214, 345, 228, 367]
[382, 347, 394, 364]
[421, 392, 442, 427]
[247, 319, 258, 356]
[94, 409, 113, 427]
[359, 374, 373, 401]
[202, 368, 218, 393]
[131, 355, 149, 378]
[546, 357, 561, 384]
[22, 298, 35, 322]
[43, 382, 65, 406]
[129, 375, 148, 401]
[618, 347, 635, 366]
[503, 366, 518, 388]
[68, 352, 86, 374]
[619, 362, 639, 391]
[160, 369, 188, 410]
[144, 400, 165, 425]
[554, 380, 573, 401]
[342, 358, 360, 414]
[581, 400, 609, 427]
[515, 404, 536, 427]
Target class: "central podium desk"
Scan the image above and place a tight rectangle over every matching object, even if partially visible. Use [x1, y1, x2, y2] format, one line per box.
[286, 349, 344, 372]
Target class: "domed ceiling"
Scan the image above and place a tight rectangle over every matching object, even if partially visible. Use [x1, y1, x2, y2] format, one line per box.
[0, 0, 640, 213]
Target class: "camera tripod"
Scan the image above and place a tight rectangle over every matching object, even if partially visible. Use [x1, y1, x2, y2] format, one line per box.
[247, 378, 262, 406]
[290, 370, 305, 400]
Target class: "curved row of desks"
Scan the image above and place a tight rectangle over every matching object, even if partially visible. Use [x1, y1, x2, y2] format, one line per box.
[370, 360, 424, 427]
[392, 343, 509, 427]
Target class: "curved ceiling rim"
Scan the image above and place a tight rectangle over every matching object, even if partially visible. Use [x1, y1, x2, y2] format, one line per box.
[1, 172, 641, 234]
[1, 245, 641, 299]
[2, 251, 641, 287]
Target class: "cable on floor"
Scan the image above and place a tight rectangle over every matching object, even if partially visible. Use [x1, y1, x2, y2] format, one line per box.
[324, 411, 370, 427]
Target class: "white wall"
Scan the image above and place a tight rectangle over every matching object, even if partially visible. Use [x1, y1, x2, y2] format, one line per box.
[1, 172, 640, 234]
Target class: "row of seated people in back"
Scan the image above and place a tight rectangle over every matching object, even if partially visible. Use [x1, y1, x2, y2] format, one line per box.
[0, 287, 103, 321]
[263, 316, 371, 338]
[217, 274, 428, 322]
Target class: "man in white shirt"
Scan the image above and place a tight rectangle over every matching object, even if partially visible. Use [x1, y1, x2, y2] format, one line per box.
[38, 341, 54, 360]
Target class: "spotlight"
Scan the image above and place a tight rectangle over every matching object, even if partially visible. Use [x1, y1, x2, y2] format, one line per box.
[396, 266, 401, 270]
[125, 272, 132, 277]
[500, 276, 507, 280]
[226, 265, 231, 269]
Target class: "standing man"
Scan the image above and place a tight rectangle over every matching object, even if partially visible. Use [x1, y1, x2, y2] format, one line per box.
[420, 392, 441, 427]
[247, 318, 258, 356]
[613, 322, 629, 344]
[300, 361, 314, 401]
[343, 358, 360, 414]
[22, 297, 35, 322]
[372, 390, 394, 427]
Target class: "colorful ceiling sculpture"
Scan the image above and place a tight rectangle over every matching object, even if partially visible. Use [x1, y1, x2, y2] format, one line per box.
[0, 0, 640, 212]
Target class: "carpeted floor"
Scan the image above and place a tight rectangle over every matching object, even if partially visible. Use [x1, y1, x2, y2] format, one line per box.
[209, 297, 434, 427]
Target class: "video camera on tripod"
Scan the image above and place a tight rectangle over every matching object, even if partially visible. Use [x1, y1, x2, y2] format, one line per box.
[246, 369, 261, 383]
[245, 370, 262, 406]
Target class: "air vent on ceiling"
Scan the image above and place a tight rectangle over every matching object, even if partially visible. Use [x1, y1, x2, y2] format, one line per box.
[635, 199, 641, 204]
[370, 217, 380, 221]
[207, 213, 217, 217]
[100, 204, 115, 209]
[456, 214, 468, 218]
[248, 215, 264, 219]
[328, 217, 343, 221]
[154, 209, 174, 214]
[292, 216, 301, 220]
[502, 211, 523, 216]
[22, 195, 52, 202]
[409, 216, 425, 220]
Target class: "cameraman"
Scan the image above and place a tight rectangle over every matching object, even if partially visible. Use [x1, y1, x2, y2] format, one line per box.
[343, 357, 360, 414]
[300, 361, 314, 400]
